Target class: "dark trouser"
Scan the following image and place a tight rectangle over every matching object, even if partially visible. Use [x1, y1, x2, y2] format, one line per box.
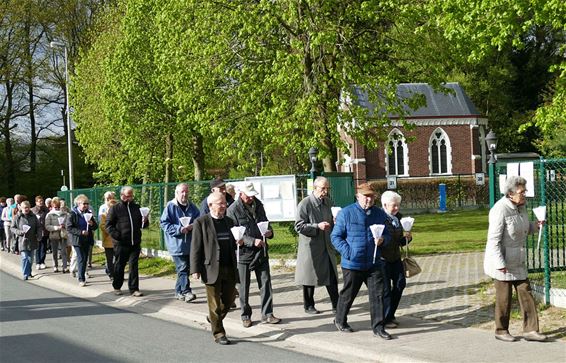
[238, 258, 274, 320]
[335, 266, 385, 333]
[382, 259, 406, 323]
[73, 244, 90, 282]
[205, 265, 237, 339]
[0, 227, 6, 250]
[494, 279, 539, 334]
[35, 236, 48, 264]
[302, 266, 339, 310]
[171, 255, 191, 295]
[88, 245, 93, 266]
[113, 244, 141, 293]
[104, 247, 114, 278]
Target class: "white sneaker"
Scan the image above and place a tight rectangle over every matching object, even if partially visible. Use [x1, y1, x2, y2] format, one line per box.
[36, 264, 41, 270]
[79, 281, 86, 287]
[40, 264, 46, 270]
[53, 267, 59, 273]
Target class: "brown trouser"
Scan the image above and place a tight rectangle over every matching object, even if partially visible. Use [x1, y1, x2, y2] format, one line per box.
[494, 279, 539, 334]
[205, 265, 237, 339]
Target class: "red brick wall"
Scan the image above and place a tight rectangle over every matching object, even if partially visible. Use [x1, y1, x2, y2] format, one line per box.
[358, 124, 478, 178]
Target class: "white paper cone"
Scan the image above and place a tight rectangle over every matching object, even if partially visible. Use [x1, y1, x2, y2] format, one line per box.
[400, 217, 415, 232]
[331, 207, 342, 218]
[532, 206, 546, 222]
[257, 221, 269, 236]
[22, 225, 31, 233]
[140, 207, 150, 217]
[230, 226, 246, 263]
[57, 216, 65, 225]
[369, 224, 385, 238]
[179, 216, 191, 227]
[83, 213, 93, 222]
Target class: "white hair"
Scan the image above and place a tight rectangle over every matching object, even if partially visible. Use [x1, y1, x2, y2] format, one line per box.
[381, 190, 402, 207]
[503, 175, 527, 195]
[121, 186, 134, 195]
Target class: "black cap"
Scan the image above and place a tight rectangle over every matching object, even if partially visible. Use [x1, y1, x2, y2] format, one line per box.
[210, 178, 226, 189]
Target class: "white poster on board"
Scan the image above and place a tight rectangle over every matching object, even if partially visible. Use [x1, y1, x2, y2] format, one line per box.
[499, 175, 507, 194]
[520, 162, 535, 197]
[507, 163, 519, 177]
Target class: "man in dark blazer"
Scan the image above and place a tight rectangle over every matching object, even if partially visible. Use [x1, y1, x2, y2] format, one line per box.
[190, 193, 240, 345]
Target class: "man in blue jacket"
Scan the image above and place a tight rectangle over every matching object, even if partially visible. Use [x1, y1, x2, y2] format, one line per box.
[331, 183, 393, 340]
[160, 183, 200, 302]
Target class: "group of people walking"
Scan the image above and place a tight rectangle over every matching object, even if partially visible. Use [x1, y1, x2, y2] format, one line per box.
[0, 174, 548, 344]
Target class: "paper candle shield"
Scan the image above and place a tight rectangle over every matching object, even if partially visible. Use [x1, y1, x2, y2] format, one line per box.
[400, 217, 415, 232]
[57, 217, 65, 225]
[22, 225, 31, 233]
[179, 216, 192, 227]
[257, 221, 269, 236]
[83, 212, 93, 222]
[230, 226, 246, 241]
[331, 207, 342, 218]
[140, 207, 150, 217]
[369, 224, 385, 238]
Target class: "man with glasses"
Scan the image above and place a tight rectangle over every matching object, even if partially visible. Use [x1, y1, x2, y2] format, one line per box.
[106, 186, 149, 297]
[294, 176, 339, 314]
[191, 193, 240, 345]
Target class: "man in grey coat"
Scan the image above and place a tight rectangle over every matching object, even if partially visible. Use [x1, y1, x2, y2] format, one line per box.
[295, 176, 339, 314]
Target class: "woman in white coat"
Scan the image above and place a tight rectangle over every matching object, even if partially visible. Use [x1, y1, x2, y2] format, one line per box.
[484, 175, 546, 342]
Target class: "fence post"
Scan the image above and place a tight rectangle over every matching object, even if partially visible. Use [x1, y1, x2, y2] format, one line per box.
[539, 158, 550, 305]
[438, 183, 447, 212]
[488, 161, 496, 207]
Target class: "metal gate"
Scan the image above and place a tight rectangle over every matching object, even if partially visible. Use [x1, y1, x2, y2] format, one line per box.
[492, 158, 566, 303]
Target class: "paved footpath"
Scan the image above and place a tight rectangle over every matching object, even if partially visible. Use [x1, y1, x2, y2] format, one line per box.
[1, 251, 564, 362]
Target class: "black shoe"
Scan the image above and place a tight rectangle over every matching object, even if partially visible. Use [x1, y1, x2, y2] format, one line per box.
[215, 336, 231, 345]
[374, 329, 392, 340]
[333, 319, 354, 333]
[305, 306, 320, 314]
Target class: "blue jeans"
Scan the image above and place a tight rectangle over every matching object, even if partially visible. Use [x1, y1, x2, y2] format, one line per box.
[74, 244, 90, 282]
[171, 255, 191, 295]
[382, 259, 406, 323]
[21, 249, 34, 279]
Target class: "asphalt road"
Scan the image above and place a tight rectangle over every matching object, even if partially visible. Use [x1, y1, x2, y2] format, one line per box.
[0, 271, 333, 363]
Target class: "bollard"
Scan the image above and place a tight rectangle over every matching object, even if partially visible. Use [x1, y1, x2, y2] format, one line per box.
[438, 183, 447, 212]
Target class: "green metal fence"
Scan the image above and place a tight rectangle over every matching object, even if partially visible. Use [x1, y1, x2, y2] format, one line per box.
[493, 158, 566, 304]
[57, 181, 218, 251]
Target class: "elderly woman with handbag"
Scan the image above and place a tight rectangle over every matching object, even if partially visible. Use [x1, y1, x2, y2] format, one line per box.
[379, 191, 412, 329]
[484, 175, 546, 342]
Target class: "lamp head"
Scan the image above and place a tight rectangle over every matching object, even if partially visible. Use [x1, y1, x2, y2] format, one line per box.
[485, 130, 498, 152]
[308, 147, 318, 162]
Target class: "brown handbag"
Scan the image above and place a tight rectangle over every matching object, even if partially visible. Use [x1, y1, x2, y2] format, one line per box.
[402, 243, 421, 278]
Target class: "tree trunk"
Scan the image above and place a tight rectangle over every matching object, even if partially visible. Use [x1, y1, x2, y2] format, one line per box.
[2, 80, 17, 194]
[192, 133, 204, 181]
[24, 17, 37, 173]
[164, 132, 173, 183]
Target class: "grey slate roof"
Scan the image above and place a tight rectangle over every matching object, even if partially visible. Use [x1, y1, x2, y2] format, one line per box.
[353, 82, 481, 118]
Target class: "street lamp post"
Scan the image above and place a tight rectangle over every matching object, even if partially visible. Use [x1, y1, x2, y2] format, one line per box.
[308, 147, 319, 179]
[485, 130, 498, 207]
[50, 40, 74, 191]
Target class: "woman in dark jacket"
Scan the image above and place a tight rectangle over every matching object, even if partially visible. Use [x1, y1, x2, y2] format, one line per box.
[380, 191, 412, 329]
[66, 194, 97, 286]
[11, 201, 40, 280]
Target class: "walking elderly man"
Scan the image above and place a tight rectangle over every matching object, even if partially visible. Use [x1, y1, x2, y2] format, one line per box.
[106, 186, 149, 297]
[227, 182, 281, 327]
[294, 176, 339, 314]
[160, 183, 200, 302]
[190, 193, 240, 345]
[199, 178, 235, 215]
[331, 183, 393, 340]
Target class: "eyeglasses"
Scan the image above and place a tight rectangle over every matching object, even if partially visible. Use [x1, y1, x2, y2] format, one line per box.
[81, 202, 90, 205]
[512, 190, 527, 196]
[317, 186, 331, 191]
